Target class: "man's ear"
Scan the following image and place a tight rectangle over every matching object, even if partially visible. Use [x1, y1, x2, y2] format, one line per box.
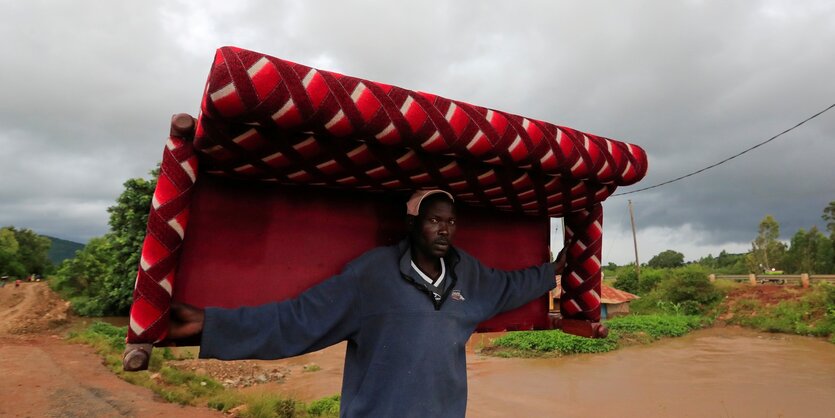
[406, 215, 415, 232]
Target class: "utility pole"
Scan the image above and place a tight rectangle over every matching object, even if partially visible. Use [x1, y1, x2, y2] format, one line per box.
[628, 200, 640, 286]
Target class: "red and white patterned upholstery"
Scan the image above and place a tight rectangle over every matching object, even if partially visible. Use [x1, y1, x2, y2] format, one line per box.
[127, 46, 648, 345]
[561, 205, 604, 322]
[194, 46, 646, 217]
[127, 135, 197, 343]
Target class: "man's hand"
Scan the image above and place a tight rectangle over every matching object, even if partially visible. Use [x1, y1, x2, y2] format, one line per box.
[168, 302, 205, 341]
[553, 247, 568, 275]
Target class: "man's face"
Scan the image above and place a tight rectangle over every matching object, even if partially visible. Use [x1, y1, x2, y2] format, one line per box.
[412, 199, 457, 258]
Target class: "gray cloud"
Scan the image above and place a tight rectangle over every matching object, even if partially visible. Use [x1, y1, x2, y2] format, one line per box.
[1, 0, 833, 265]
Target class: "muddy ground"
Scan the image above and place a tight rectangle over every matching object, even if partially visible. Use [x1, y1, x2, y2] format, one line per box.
[0, 282, 226, 418]
[1, 281, 831, 417]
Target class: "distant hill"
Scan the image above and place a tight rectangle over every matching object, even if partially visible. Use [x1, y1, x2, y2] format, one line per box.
[44, 236, 84, 265]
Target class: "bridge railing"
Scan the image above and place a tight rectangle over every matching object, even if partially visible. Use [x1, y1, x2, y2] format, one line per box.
[710, 274, 835, 287]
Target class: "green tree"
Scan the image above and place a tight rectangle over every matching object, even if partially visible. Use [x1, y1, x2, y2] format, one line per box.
[52, 169, 158, 316]
[823, 201, 835, 270]
[654, 265, 721, 314]
[814, 235, 835, 273]
[782, 228, 833, 274]
[101, 174, 157, 314]
[698, 253, 717, 270]
[52, 237, 114, 315]
[9, 227, 52, 275]
[0, 227, 25, 277]
[647, 250, 685, 268]
[823, 201, 835, 238]
[746, 215, 786, 272]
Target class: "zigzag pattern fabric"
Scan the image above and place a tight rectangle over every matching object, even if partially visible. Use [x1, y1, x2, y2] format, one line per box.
[127, 135, 198, 343]
[127, 46, 648, 346]
[561, 204, 604, 322]
[193, 46, 648, 217]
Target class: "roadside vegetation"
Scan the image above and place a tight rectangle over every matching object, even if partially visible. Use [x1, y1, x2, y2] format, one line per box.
[492, 255, 835, 358]
[488, 265, 721, 357]
[69, 321, 340, 418]
[726, 282, 835, 343]
[48, 171, 158, 316]
[489, 314, 708, 357]
[0, 226, 53, 278]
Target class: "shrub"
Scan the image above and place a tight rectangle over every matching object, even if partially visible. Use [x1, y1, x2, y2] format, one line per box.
[637, 269, 665, 294]
[613, 267, 666, 295]
[655, 265, 722, 308]
[492, 329, 619, 354]
[605, 314, 706, 339]
[612, 267, 639, 294]
[307, 395, 340, 417]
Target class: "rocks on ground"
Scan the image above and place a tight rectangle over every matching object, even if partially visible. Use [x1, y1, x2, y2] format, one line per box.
[168, 358, 292, 388]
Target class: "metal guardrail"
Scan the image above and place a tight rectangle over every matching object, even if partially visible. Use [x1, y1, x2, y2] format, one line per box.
[713, 274, 835, 285]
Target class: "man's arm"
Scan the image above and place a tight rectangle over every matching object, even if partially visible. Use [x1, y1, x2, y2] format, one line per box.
[170, 266, 362, 361]
[478, 245, 568, 318]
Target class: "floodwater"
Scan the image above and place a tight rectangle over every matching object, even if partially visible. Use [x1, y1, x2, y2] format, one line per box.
[466, 327, 835, 418]
[252, 327, 835, 418]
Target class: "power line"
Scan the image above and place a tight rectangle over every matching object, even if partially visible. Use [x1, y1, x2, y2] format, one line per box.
[612, 102, 835, 197]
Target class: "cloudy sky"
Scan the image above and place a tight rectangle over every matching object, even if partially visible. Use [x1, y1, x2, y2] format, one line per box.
[1, 0, 833, 265]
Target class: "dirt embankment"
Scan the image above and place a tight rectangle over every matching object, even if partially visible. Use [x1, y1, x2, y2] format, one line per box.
[718, 283, 811, 321]
[0, 279, 70, 335]
[0, 282, 225, 418]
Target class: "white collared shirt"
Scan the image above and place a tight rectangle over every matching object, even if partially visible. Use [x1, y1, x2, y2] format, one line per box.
[411, 258, 446, 289]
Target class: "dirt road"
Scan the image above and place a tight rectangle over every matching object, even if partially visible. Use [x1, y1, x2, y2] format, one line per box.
[2, 282, 833, 417]
[0, 282, 224, 418]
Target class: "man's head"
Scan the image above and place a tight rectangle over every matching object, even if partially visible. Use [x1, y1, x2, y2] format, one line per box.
[407, 190, 457, 259]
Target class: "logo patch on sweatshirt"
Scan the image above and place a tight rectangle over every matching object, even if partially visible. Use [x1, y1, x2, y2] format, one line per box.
[450, 289, 465, 301]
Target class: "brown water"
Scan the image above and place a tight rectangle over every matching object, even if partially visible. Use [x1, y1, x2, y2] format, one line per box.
[92, 316, 835, 417]
[466, 327, 835, 417]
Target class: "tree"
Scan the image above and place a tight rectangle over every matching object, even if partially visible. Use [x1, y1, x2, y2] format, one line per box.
[647, 250, 685, 268]
[52, 237, 114, 315]
[53, 169, 158, 316]
[0, 227, 25, 277]
[746, 215, 786, 272]
[823, 201, 835, 238]
[814, 235, 835, 274]
[823, 201, 835, 271]
[784, 228, 813, 273]
[698, 253, 716, 269]
[9, 227, 52, 275]
[101, 174, 157, 314]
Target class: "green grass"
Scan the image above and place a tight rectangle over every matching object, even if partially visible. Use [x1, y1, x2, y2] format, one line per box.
[492, 329, 619, 355]
[728, 283, 835, 340]
[207, 391, 245, 413]
[489, 314, 708, 357]
[68, 322, 225, 405]
[69, 321, 341, 416]
[307, 395, 340, 417]
[303, 363, 322, 372]
[605, 314, 708, 339]
[243, 394, 299, 418]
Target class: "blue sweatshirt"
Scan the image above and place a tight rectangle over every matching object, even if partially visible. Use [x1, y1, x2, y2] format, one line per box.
[200, 240, 556, 418]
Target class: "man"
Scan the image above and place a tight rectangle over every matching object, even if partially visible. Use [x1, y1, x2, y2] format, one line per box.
[170, 189, 567, 417]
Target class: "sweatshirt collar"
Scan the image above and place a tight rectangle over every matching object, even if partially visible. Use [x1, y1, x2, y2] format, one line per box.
[398, 239, 459, 277]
